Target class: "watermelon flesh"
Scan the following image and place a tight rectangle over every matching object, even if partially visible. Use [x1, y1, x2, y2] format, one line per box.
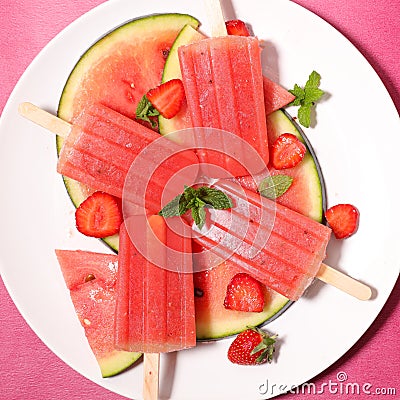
[58, 14, 199, 124]
[263, 76, 295, 115]
[55, 250, 141, 377]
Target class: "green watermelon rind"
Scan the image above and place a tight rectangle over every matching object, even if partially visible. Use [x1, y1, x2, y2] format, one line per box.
[99, 350, 141, 378]
[56, 13, 200, 253]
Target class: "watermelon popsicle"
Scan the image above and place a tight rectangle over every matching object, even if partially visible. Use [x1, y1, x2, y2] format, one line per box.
[178, 34, 269, 177]
[191, 180, 371, 301]
[115, 215, 196, 399]
[18, 102, 199, 214]
[114, 215, 196, 353]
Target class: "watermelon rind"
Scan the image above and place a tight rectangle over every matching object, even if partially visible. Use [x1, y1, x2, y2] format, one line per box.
[100, 350, 141, 378]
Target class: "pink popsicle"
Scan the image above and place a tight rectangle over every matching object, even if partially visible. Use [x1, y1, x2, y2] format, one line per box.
[114, 216, 196, 353]
[191, 181, 332, 301]
[178, 36, 269, 177]
[57, 103, 199, 214]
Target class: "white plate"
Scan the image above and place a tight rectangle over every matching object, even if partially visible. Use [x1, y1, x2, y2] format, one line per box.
[0, 0, 399, 399]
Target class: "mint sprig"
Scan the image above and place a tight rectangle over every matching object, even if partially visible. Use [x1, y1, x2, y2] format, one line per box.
[159, 185, 233, 230]
[288, 71, 324, 128]
[258, 175, 293, 200]
[136, 95, 160, 127]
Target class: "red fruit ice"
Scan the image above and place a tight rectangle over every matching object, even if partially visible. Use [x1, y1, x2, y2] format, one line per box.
[224, 273, 265, 312]
[325, 204, 359, 239]
[146, 79, 185, 119]
[271, 133, 307, 169]
[75, 191, 122, 238]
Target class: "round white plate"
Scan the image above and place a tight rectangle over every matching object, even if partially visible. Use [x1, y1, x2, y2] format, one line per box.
[0, 0, 399, 399]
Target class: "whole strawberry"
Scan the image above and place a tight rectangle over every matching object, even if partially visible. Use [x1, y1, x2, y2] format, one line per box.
[227, 328, 277, 365]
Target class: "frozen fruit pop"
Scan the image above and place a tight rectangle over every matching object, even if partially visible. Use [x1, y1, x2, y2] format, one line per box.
[191, 180, 371, 301]
[114, 215, 196, 353]
[178, 34, 269, 177]
[18, 102, 199, 214]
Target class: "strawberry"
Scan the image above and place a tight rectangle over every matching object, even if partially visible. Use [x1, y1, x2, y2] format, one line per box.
[146, 79, 185, 119]
[325, 204, 359, 239]
[225, 20, 251, 36]
[227, 327, 277, 365]
[271, 133, 307, 169]
[224, 273, 264, 312]
[75, 191, 122, 238]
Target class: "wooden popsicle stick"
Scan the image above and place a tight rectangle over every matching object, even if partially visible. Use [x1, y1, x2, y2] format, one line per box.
[317, 263, 372, 301]
[204, 0, 227, 37]
[143, 353, 160, 400]
[18, 102, 71, 139]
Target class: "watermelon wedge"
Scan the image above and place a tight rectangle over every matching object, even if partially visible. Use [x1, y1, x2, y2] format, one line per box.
[57, 13, 200, 251]
[263, 76, 296, 115]
[55, 250, 141, 377]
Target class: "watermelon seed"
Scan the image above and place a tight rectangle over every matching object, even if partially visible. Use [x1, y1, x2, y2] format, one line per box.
[194, 288, 204, 298]
[83, 318, 91, 326]
[84, 274, 96, 283]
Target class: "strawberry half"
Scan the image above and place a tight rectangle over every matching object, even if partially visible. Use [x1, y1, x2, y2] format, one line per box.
[225, 20, 251, 36]
[271, 133, 307, 169]
[325, 203, 359, 239]
[224, 273, 264, 312]
[228, 328, 277, 365]
[75, 191, 122, 238]
[146, 79, 185, 119]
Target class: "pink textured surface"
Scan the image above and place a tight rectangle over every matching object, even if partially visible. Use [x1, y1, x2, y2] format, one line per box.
[0, 1, 399, 399]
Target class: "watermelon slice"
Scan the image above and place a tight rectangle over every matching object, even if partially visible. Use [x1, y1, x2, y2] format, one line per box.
[194, 261, 289, 339]
[57, 13, 200, 251]
[55, 250, 141, 377]
[263, 76, 296, 115]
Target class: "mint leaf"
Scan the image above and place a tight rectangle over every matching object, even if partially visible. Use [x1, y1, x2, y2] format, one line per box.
[159, 185, 233, 230]
[135, 95, 160, 127]
[191, 201, 206, 230]
[304, 87, 324, 105]
[196, 187, 233, 209]
[287, 70, 324, 128]
[298, 104, 312, 128]
[288, 84, 305, 107]
[258, 175, 293, 199]
[305, 70, 321, 90]
[158, 194, 187, 217]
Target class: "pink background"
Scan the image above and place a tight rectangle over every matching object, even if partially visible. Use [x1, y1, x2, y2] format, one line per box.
[0, 0, 399, 399]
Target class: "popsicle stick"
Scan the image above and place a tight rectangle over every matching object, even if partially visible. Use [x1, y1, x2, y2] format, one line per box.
[18, 102, 71, 139]
[205, 0, 227, 37]
[317, 263, 372, 301]
[143, 353, 160, 400]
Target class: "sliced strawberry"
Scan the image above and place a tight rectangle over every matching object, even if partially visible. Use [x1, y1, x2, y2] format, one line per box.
[224, 273, 264, 312]
[75, 191, 122, 238]
[227, 327, 277, 365]
[146, 79, 185, 119]
[325, 204, 359, 239]
[225, 20, 251, 36]
[271, 133, 307, 170]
